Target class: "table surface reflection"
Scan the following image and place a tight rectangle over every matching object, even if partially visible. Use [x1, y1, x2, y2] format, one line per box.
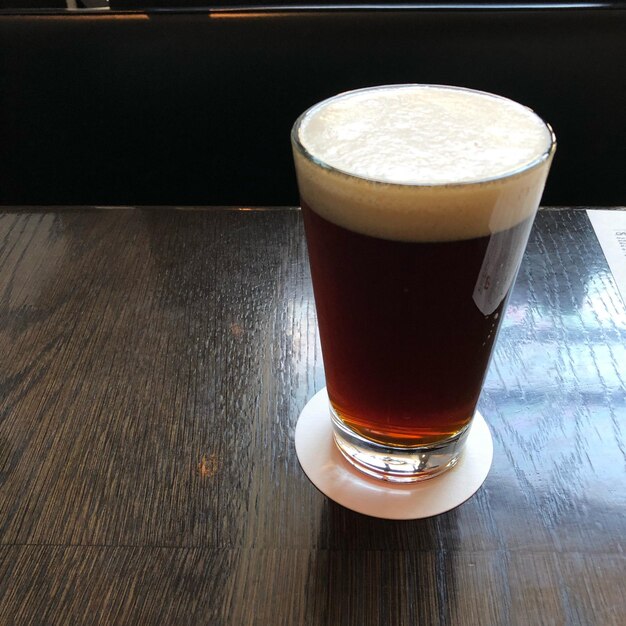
[0, 206, 624, 625]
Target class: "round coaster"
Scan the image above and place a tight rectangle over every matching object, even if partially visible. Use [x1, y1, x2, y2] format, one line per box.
[295, 388, 493, 519]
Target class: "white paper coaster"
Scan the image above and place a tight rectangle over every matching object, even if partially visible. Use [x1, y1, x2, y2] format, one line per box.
[295, 388, 493, 519]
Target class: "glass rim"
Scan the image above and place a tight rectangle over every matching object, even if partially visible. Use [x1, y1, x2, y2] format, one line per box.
[291, 84, 557, 189]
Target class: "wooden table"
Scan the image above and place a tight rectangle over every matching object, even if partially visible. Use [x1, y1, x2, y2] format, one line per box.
[0, 207, 624, 625]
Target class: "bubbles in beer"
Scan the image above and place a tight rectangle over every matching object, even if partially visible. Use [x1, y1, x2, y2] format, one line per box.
[298, 85, 551, 185]
[293, 85, 555, 242]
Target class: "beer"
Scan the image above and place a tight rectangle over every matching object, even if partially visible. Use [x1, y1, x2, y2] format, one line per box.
[302, 200, 534, 446]
[292, 85, 555, 480]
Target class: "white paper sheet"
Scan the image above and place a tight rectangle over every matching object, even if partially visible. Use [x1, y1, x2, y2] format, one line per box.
[588, 209, 626, 307]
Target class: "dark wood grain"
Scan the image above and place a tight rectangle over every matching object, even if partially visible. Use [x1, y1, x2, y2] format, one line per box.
[0, 207, 624, 625]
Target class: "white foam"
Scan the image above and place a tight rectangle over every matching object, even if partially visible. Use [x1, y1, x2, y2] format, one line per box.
[293, 85, 555, 242]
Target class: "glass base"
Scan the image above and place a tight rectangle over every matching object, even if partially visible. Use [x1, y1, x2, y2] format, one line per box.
[330, 406, 472, 483]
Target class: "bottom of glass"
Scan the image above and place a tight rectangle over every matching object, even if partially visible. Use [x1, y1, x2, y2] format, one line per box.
[330, 406, 472, 483]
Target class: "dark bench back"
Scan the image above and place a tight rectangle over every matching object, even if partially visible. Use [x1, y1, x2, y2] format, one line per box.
[1, 7, 624, 206]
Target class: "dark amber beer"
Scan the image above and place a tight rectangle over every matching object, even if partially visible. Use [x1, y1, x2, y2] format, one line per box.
[292, 85, 555, 481]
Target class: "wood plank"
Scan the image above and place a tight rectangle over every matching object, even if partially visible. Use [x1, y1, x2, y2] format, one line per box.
[3, 545, 625, 625]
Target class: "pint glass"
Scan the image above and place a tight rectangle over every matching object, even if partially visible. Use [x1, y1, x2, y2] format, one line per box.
[292, 85, 555, 482]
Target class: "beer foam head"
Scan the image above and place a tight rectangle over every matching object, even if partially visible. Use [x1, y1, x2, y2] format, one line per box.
[292, 85, 555, 241]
